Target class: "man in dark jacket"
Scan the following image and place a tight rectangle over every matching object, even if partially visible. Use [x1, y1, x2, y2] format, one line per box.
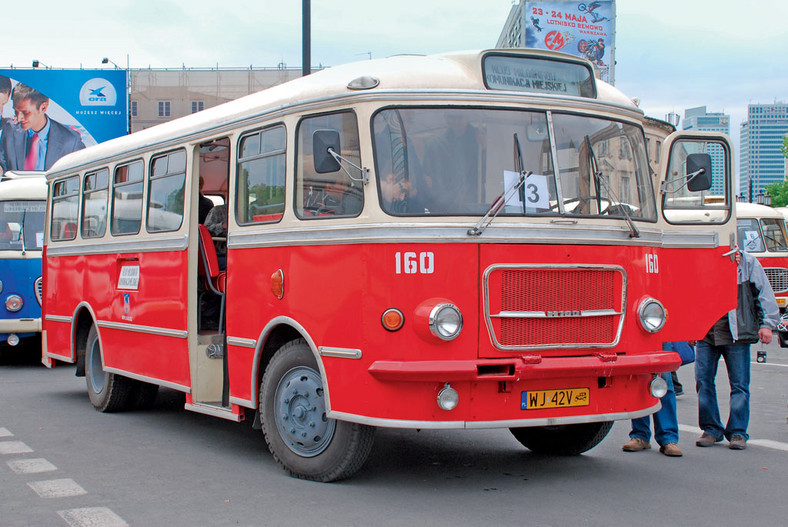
[695, 250, 778, 450]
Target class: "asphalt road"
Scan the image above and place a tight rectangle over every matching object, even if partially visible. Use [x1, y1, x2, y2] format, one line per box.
[1, 339, 787, 527]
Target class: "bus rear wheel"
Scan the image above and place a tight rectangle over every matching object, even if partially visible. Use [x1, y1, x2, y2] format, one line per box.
[509, 421, 613, 455]
[260, 339, 375, 482]
[85, 326, 134, 412]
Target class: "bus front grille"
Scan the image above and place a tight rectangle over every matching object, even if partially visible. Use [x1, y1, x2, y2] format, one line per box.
[35, 277, 43, 306]
[763, 267, 788, 294]
[484, 265, 626, 350]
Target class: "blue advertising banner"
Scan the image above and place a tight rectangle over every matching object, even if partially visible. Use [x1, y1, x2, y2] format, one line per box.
[525, 1, 615, 83]
[0, 69, 127, 172]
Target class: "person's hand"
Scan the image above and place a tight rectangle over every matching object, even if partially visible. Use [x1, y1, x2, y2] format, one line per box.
[759, 327, 773, 344]
[735, 251, 742, 264]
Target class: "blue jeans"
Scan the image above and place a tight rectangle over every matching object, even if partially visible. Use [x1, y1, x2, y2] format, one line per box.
[630, 372, 678, 446]
[694, 341, 751, 441]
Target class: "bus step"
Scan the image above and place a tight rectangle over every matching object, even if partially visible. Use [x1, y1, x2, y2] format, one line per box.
[184, 401, 242, 422]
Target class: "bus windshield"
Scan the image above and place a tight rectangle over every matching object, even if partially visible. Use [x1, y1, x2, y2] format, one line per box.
[0, 200, 46, 251]
[739, 217, 788, 253]
[373, 107, 656, 220]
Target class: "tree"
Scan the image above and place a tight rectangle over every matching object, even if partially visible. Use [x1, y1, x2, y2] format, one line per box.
[765, 180, 788, 207]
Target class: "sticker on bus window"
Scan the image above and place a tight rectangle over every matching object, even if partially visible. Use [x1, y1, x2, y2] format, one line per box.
[743, 231, 762, 252]
[503, 170, 549, 212]
[36, 232, 43, 248]
[117, 265, 140, 290]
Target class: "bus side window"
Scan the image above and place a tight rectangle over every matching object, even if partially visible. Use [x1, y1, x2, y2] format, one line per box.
[295, 112, 363, 219]
[111, 160, 144, 236]
[236, 125, 286, 224]
[81, 168, 109, 239]
[148, 150, 186, 233]
[51, 176, 80, 241]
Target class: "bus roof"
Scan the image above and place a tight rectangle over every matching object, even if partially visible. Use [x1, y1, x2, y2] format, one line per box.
[0, 174, 47, 200]
[736, 202, 785, 220]
[47, 48, 641, 179]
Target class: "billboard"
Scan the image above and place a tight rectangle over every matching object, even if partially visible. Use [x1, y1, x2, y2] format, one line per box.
[0, 69, 127, 173]
[524, 1, 615, 83]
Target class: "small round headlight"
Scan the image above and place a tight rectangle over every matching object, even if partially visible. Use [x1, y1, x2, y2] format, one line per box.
[6, 334, 19, 346]
[429, 303, 463, 341]
[650, 374, 668, 398]
[437, 383, 459, 411]
[638, 298, 666, 333]
[5, 294, 23, 312]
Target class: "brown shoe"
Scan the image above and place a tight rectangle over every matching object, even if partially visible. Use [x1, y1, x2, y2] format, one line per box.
[659, 443, 683, 457]
[695, 432, 722, 447]
[622, 437, 651, 452]
[728, 435, 747, 450]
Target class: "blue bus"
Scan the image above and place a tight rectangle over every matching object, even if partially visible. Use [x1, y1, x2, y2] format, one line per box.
[0, 172, 47, 348]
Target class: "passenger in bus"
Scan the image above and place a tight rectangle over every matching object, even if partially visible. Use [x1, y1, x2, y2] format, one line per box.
[198, 176, 213, 224]
[422, 113, 481, 212]
[0, 83, 85, 173]
[204, 204, 227, 269]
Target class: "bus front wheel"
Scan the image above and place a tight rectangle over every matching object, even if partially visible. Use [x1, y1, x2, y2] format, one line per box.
[85, 326, 134, 412]
[260, 339, 375, 482]
[509, 421, 613, 455]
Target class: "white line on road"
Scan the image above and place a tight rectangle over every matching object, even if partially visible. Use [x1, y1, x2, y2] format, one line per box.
[27, 478, 87, 499]
[0, 440, 34, 455]
[7, 458, 58, 474]
[58, 507, 129, 527]
[679, 424, 788, 451]
[0, 427, 13, 437]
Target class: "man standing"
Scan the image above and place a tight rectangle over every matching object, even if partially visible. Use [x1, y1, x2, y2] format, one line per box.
[0, 83, 85, 173]
[695, 250, 778, 450]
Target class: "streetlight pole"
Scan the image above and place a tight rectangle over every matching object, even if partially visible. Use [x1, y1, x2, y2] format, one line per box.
[302, 0, 311, 76]
[102, 57, 131, 135]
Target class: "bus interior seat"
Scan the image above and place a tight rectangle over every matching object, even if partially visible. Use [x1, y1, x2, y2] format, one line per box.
[198, 224, 226, 332]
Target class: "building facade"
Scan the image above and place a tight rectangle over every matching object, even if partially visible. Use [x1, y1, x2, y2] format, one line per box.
[739, 103, 788, 200]
[682, 106, 730, 196]
[127, 67, 306, 133]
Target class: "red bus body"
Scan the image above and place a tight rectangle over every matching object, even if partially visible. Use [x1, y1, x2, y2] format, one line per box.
[42, 49, 737, 480]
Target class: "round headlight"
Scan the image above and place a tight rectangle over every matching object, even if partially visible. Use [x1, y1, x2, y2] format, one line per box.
[429, 303, 463, 341]
[650, 374, 668, 398]
[638, 298, 666, 333]
[5, 294, 23, 312]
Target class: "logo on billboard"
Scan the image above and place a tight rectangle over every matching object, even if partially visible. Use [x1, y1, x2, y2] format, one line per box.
[79, 78, 117, 106]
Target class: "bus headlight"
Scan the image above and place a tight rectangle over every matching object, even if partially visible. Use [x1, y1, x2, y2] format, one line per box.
[638, 298, 666, 333]
[5, 295, 23, 312]
[650, 374, 668, 398]
[6, 334, 19, 346]
[437, 383, 459, 410]
[429, 303, 463, 341]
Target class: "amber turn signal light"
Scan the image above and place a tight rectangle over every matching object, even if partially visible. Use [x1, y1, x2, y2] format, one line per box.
[271, 269, 284, 299]
[381, 308, 404, 331]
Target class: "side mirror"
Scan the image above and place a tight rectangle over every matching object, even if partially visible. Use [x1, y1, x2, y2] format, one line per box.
[313, 130, 341, 173]
[686, 153, 712, 192]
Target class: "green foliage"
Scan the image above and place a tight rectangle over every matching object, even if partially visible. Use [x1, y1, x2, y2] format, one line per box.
[782, 136, 788, 159]
[765, 180, 788, 208]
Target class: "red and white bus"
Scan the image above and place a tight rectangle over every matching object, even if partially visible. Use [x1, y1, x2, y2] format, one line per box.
[42, 49, 736, 481]
[736, 202, 788, 310]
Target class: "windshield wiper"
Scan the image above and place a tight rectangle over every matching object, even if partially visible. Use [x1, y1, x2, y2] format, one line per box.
[585, 135, 640, 238]
[468, 133, 530, 236]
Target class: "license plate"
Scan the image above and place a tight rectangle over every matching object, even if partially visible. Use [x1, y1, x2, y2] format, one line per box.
[521, 388, 590, 410]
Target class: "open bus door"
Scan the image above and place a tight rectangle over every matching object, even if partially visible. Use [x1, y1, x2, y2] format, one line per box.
[657, 131, 738, 342]
[187, 137, 232, 414]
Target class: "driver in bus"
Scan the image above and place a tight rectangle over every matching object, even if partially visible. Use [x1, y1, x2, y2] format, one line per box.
[422, 112, 481, 213]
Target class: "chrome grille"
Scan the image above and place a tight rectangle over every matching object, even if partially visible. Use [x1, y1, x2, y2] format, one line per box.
[763, 267, 788, 294]
[484, 265, 625, 350]
[35, 276, 43, 306]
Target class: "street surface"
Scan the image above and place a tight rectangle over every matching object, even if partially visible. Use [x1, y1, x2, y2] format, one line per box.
[1, 339, 787, 527]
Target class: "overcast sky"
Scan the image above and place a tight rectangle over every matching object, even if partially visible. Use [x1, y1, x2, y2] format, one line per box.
[3, 0, 786, 160]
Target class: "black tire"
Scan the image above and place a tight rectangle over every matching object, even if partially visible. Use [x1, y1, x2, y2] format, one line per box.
[260, 339, 375, 482]
[510, 421, 613, 455]
[130, 380, 160, 410]
[85, 326, 134, 412]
